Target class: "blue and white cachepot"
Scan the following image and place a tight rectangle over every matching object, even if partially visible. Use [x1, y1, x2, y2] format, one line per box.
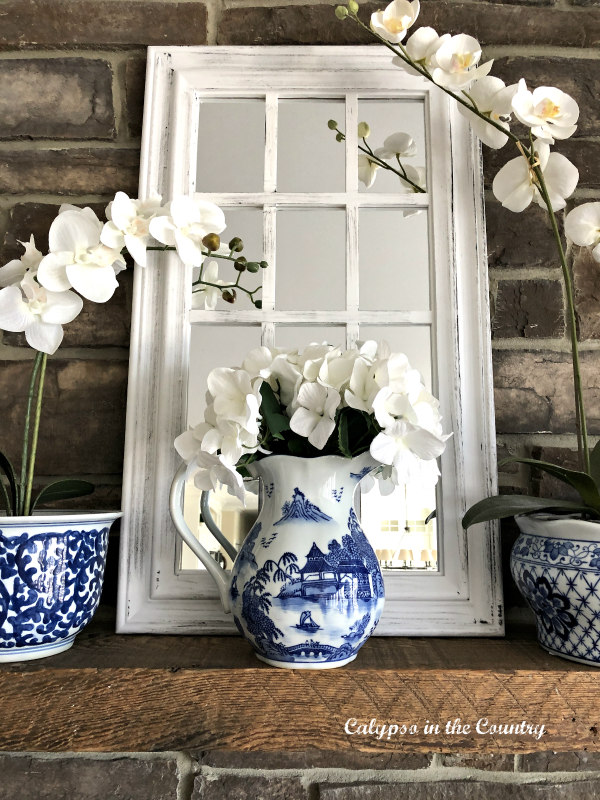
[0, 511, 121, 662]
[170, 453, 385, 669]
[512, 514, 600, 666]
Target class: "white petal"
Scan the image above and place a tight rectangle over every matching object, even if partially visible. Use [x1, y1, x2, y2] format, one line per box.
[404, 426, 449, 459]
[65, 263, 119, 303]
[123, 233, 148, 267]
[174, 429, 200, 462]
[492, 158, 534, 212]
[24, 319, 63, 355]
[297, 380, 326, 410]
[370, 431, 400, 466]
[48, 209, 101, 253]
[308, 416, 336, 450]
[0, 259, 26, 288]
[0, 285, 31, 331]
[174, 230, 204, 267]
[37, 252, 73, 292]
[541, 153, 579, 211]
[289, 406, 319, 438]
[100, 221, 125, 251]
[565, 203, 600, 247]
[148, 215, 176, 246]
[39, 290, 83, 325]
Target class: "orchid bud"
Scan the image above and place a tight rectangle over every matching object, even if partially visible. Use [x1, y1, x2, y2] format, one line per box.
[348, 0, 359, 14]
[234, 256, 247, 272]
[260, 261, 269, 269]
[357, 121, 371, 139]
[246, 262, 260, 273]
[222, 289, 237, 303]
[254, 299, 263, 309]
[335, 132, 344, 142]
[328, 119, 338, 130]
[229, 237, 244, 252]
[335, 6, 349, 19]
[202, 233, 220, 251]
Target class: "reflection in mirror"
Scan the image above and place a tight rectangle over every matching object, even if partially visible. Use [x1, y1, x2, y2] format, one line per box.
[361, 482, 438, 572]
[360, 324, 432, 390]
[276, 209, 346, 311]
[274, 325, 346, 351]
[196, 99, 265, 192]
[277, 99, 346, 193]
[359, 209, 430, 311]
[357, 99, 427, 194]
[192, 207, 264, 311]
[182, 324, 262, 570]
[359, 322, 438, 570]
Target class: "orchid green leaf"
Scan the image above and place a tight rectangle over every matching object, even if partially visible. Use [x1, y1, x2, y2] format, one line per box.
[31, 479, 94, 512]
[0, 451, 18, 515]
[502, 457, 600, 513]
[462, 494, 596, 529]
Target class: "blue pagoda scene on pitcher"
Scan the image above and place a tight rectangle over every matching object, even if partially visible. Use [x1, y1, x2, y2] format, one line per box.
[227, 453, 386, 668]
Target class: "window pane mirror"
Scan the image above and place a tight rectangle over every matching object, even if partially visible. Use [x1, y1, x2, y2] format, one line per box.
[117, 47, 501, 636]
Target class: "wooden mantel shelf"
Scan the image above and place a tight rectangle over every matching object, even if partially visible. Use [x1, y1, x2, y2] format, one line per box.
[2, 608, 599, 754]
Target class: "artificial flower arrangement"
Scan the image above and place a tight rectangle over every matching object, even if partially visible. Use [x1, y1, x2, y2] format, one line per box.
[0, 193, 265, 516]
[174, 340, 450, 502]
[333, 0, 600, 525]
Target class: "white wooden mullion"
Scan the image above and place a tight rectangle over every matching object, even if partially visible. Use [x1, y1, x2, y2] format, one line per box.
[345, 94, 359, 347]
[261, 94, 278, 348]
[189, 309, 434, 325]
[194, 192, 430, 207]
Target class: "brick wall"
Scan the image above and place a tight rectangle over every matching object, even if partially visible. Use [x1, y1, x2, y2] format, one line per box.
[1, 0, 599, 795]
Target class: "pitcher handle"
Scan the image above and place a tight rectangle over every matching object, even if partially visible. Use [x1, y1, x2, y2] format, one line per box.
[200, 491, 239, 562]
[169, 463, 231, 613]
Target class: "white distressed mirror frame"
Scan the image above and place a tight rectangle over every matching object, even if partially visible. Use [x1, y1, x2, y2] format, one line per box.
[117, 46, 503, 636]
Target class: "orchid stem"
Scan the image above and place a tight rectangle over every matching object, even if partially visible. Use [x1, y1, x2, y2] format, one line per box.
[19, 352, 43, 515]
[23, 353, 47, 516]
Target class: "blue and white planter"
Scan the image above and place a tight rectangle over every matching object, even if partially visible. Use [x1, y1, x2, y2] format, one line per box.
[512, 514, 600, 666]
[0, 512, 121, 662]
[171, 453, 385, 669]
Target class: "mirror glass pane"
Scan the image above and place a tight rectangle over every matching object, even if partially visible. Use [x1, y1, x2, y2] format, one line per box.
[276, 209, 346, 311]
[359, 209, 430, 311]
[192, 207, 264, 312]
[182, 324, 263, 570]
[358, 322, 438, 571]
[274, 325, 346, 351]
[357, 99, 427, 195]
[196, 99, 265, 192]
[277, 99, 345, 192]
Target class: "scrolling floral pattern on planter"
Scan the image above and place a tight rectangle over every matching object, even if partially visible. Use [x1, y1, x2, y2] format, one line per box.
[0, 527, 108, 648]
[509, 534, 600, 661]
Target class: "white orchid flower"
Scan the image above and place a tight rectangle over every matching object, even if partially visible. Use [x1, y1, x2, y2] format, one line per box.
[192, 260, 223, 310]
[375, 132, 417, 160]
[493, 140, 579, 213]
[565, 202, 600, 263]
[358, 154, 380, 188]
[0, 270, 83, 354]
[149, 195, 226, 268]
[511, 79, 578, 144]
[100, 191, 165, 268]
[405, 27, 448, 64]
[431, 34, 493, 91]
[207, 367, 262, 436]
[0, 236, 44, 289]
[37, 206, 125, 303]
[399, 164, 426, 194]
[370, 0, 420, 44]
[458, 76, 518, 150]
[289, 381, 341, 450]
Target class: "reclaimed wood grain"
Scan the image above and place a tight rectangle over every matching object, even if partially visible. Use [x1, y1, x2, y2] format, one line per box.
[2, 610, 599, 754]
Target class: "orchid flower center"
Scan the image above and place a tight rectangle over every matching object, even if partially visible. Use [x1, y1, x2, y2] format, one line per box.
[128, 217, 150, 237]
[450, 52, 476, 73]
[535, 98, 560, 119]
[385, 14, 411, 33]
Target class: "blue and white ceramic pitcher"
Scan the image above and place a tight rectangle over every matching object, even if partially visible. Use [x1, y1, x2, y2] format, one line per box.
[170, 452, 385, 669]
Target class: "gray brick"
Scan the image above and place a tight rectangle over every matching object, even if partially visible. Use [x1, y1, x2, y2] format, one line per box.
[0, 149, 139, 196]
[125, 57, 147, 139]
[487, 202, 563, 272]
[320, 781, 600, 799]
[493, 280, 564, 339]
[439, 753, 516, 770]
[492, 350, 600, 435]
[0, 59, 115, 140]
[573, 244, 600, 341]
[0, 1, 208, 49]
[0, 755, 179, 800]
[520, 751, 600, 771]
[193, 774, 308, 800]
[0, 359, 128, 475]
